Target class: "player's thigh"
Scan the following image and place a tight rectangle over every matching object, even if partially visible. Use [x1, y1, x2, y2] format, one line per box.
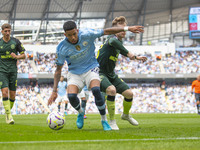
[67, 72, 84, 92]
[9, 72, 17, 91]
[84, 67, 100, 89]
[99, 73, 113, 93]
[0, 72, 9, 89]
[112, 75, 130, 94]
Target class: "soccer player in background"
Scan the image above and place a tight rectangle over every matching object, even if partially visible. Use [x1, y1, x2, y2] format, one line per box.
[191, 74, 200, 114]
[97, 16, 147, 130]
[0, 23, 26, 124]
[48, 20, 144, 131]
[57, 76, 68, 115]
[79, 86, 89, 119]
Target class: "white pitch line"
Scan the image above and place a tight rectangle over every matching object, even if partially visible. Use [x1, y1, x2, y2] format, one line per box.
[0, 137, 199, 144]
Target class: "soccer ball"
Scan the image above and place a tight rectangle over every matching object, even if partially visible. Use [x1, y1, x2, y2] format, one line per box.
[47, 111, 66, 130]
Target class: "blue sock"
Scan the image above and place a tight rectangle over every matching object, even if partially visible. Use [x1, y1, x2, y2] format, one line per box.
[91, 86, 106, 115]
[68, 94, 80, 111]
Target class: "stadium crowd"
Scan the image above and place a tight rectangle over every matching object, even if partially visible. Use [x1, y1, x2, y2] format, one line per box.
[0, 85, 196, 115]
[6, 51, 198, 115]
[17, 51, 200, 74]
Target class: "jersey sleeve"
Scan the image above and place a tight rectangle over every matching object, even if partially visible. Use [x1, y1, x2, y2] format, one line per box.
[55, 46, 65, 66]
[108, 38, 129, 56]
[16, 39, 25, 54]
[87, 29, 104, 40]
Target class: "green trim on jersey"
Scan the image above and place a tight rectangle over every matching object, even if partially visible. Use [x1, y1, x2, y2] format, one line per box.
[97, 35, 129, 78]
[0, 37, 25, 73]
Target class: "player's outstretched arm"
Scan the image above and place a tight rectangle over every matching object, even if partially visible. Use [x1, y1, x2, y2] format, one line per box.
[48, 65, 63, 105]
[127, 52, 147, 62]
[103, 25, 144, 35]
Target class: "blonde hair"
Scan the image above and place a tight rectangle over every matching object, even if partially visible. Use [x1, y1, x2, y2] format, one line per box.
[1, 23, 11, 30]
[112, 16, 127, 27]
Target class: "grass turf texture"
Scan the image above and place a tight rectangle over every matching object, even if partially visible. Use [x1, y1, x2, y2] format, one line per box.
[0, 114, 199, 150]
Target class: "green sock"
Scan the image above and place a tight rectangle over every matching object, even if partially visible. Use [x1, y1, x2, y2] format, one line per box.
[123, 99, 132, 115]
[3, 98, 11, 115]
[106, 95, 115, 120]
[10, 99, 15, 109]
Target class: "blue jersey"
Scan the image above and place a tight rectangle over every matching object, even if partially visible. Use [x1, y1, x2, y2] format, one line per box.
[58, 81, 67, 96]
[56, 28, 104, 74]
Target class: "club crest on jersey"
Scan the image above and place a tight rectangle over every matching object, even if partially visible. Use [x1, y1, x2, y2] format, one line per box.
[75, 45, 81, 51]
[83, 41, 88, 46]
[0, 46, 3, 49]
[11, 44, 15, 49]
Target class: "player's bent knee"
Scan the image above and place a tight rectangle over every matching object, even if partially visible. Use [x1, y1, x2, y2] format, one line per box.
[2, 90, 9, 97]
[68, 94, 77, 103]
[122, 89, 133, 99]
[106, 86, 116, 96]
[68, 94, 80, 110]
[91, 87, 104, 105]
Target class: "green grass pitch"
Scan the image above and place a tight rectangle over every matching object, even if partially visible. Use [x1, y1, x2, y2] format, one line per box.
[0, 113, 200, 150]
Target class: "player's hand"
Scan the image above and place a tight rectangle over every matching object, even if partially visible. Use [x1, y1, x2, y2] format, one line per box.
[136, 56, 147, 62]
[10, 52, 18, 59]
[48, 92, 57, 105]
[129, 26, 144, 33]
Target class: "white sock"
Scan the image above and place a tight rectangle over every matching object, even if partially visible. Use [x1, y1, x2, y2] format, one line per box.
[101, 114, 107, 121]
[78, 108, 83, 114]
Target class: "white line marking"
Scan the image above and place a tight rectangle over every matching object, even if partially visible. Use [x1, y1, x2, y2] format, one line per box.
[0, 137, 199, 144]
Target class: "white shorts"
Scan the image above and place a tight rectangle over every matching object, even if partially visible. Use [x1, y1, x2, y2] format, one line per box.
[67, 67, 100, 92]
[57, 95, 68, 103]
[79, 89, 86, 98]
[79, 89, 90, 99]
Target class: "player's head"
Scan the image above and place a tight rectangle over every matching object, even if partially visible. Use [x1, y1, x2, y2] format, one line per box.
[112, 16, 127, 39]
[1, 23, 11, 39]
[197, 75, 200, 81]
[60, 76, 64, 82]
[63, 21, 79, 44]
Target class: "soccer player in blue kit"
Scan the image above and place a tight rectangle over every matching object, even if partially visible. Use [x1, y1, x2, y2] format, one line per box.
[48, 20, 144, 131]
[79, 86, 89, 119]
[57, 76, 68, 115]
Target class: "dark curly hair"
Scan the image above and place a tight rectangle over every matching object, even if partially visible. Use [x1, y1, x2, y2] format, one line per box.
[63, 21, 77, 32]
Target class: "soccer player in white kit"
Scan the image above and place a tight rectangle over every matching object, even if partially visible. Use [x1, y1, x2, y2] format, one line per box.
[48, 20, 144, 131]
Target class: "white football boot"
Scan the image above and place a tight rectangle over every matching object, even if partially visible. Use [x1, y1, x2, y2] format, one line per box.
[121, 113, 138, 126]
[6, 114, 15, 124]
[109, 120, 119, 130]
